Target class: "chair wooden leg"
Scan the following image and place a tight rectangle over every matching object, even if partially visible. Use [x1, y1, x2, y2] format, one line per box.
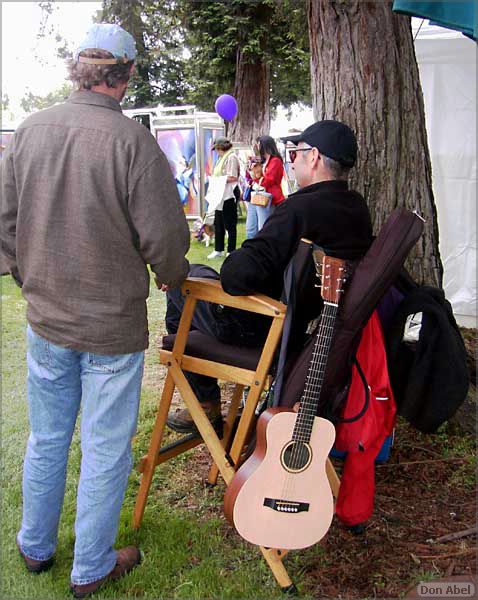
[326, 457, 341, 499]
[133, 372, 175, 529]
[260, 547, 294, 590]
[169, 358, 236, 485]
[137, 433, 204, 472]
[227, 381, 262, 467]
[207, 384, 244, 485]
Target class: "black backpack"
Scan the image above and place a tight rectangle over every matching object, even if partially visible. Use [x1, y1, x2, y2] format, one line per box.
[385, 282, 470, 433]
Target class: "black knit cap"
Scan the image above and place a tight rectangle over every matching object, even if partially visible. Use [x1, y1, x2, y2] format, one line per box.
[283, 120, 357, 167]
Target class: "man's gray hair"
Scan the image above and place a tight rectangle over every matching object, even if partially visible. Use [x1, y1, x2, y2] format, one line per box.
[67, 49, 133, 90]
[321, 154, 352, 180]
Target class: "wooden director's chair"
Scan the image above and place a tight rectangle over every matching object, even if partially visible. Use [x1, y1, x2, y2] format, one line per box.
[133, 241, 341, 592]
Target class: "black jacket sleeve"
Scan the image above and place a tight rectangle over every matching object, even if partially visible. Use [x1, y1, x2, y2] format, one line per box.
[220, 201, 303, 297]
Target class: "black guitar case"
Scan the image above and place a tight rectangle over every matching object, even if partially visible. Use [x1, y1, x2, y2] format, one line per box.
[274, 207, 424, 421]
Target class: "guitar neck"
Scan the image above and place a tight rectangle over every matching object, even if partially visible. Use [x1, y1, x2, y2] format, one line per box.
[292, 301, 338, 443]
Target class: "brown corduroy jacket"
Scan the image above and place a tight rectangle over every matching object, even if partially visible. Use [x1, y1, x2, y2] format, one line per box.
[0, 90, 190, 354]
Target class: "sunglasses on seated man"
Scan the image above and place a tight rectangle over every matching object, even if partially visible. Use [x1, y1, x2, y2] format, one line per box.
[288, 145, 313, 163]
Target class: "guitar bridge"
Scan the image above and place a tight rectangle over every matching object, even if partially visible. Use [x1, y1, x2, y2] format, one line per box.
[263, 498, 310, 513]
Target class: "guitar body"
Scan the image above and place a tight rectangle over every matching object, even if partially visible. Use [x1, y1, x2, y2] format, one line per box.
[224, 408, 336, 550]
[225, 253, 346, 550]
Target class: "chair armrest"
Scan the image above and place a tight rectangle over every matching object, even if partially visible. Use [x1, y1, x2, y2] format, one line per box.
[181, 277, 286, 318]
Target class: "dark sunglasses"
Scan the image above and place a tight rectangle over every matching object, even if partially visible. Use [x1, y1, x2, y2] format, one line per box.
[288, 147, 312, 163]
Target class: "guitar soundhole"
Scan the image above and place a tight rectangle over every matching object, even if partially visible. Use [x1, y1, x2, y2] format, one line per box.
[281, 441, 312, 473]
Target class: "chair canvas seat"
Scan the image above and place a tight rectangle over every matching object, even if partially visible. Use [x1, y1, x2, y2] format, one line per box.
[162, 331, 262, 371]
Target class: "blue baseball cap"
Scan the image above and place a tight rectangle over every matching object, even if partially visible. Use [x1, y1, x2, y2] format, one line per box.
[74, 23, 137, 64]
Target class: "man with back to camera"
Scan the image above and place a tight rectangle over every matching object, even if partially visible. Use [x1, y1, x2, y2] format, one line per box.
[0, 23, 190, 598]
[165, 120, 373, 434]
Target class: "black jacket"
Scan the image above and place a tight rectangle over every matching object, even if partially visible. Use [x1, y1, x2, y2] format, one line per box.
[386, 286, 469, 433]
[221, 180, 372, 300]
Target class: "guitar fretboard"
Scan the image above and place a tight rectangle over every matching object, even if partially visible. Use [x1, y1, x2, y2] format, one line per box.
[292, 301, 338, 443]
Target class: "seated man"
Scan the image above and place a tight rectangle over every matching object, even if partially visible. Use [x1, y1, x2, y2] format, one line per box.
[166, 120, 373, 433]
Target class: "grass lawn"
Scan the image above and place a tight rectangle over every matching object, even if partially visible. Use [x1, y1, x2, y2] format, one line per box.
[1, 214, 475, 599]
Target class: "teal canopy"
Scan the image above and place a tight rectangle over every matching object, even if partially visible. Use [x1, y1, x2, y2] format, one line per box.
[393, 0, 477, 40]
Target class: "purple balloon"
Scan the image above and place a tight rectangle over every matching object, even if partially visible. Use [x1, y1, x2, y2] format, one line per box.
[215, 94, 238, 121]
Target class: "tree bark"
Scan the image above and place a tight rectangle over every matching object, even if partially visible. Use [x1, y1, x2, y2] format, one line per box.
[228, 49, 270, 144]
[308, 0, 443, 286]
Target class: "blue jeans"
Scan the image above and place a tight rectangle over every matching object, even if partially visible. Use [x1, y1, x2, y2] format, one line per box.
[17, 325, 144, 585]
[245, 201, 272, 239]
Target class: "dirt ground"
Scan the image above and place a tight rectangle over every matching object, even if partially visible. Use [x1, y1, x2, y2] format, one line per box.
[183, 417, 476, 599]
[306, 420, 476, 598]
[297, 328, 476, 597]
[451, 327, 477, 435]
[182, 327, 477, 598]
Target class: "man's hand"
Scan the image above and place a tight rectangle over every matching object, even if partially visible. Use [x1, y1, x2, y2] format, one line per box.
[155, 278, 169, 292]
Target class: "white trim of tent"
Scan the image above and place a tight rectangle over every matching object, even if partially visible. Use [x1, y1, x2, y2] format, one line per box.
[414, 22, 477, 327]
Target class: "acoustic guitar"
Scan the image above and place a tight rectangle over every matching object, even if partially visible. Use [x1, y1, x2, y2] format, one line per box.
[224, 250, 347, 550]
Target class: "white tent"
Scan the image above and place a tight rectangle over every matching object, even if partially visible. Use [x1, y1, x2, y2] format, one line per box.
[414, 21, 476, 327]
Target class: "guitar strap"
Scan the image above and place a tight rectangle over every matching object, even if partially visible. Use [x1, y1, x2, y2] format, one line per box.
[271, 240, 315, 407]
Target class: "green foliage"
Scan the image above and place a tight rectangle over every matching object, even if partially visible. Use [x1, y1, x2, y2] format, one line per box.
[180, 0, 311, 112]
[36, 2, 73, 65]
[35, 1, 310, 120]
[100, 0, 310, 112]
[101, 0, 188, 107]
[178, 1, 236, 109]
[270, 0, 311, 109]
[20, 83, 73, 114]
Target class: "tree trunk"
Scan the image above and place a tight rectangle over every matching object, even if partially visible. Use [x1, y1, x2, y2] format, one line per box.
[228, 49, 270, 144]
[308, 0, 443, 286]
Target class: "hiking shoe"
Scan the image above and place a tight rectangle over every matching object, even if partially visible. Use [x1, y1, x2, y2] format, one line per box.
[167, 403, 223, 435]
[70, 546, 141, 599]
[17, 541, 54, 574]
[207, 250, 224, 259]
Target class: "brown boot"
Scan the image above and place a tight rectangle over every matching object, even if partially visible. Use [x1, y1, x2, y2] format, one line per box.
[17, 541, 54, 574]
[166, 402, 223, 435]
[70, 546, 141, 599]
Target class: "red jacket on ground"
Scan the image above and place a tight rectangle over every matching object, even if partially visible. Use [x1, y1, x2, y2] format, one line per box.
[334, 310, 397, 526]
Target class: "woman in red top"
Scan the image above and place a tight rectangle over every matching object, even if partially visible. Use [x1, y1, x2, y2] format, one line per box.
[246, 135, 286, 239]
